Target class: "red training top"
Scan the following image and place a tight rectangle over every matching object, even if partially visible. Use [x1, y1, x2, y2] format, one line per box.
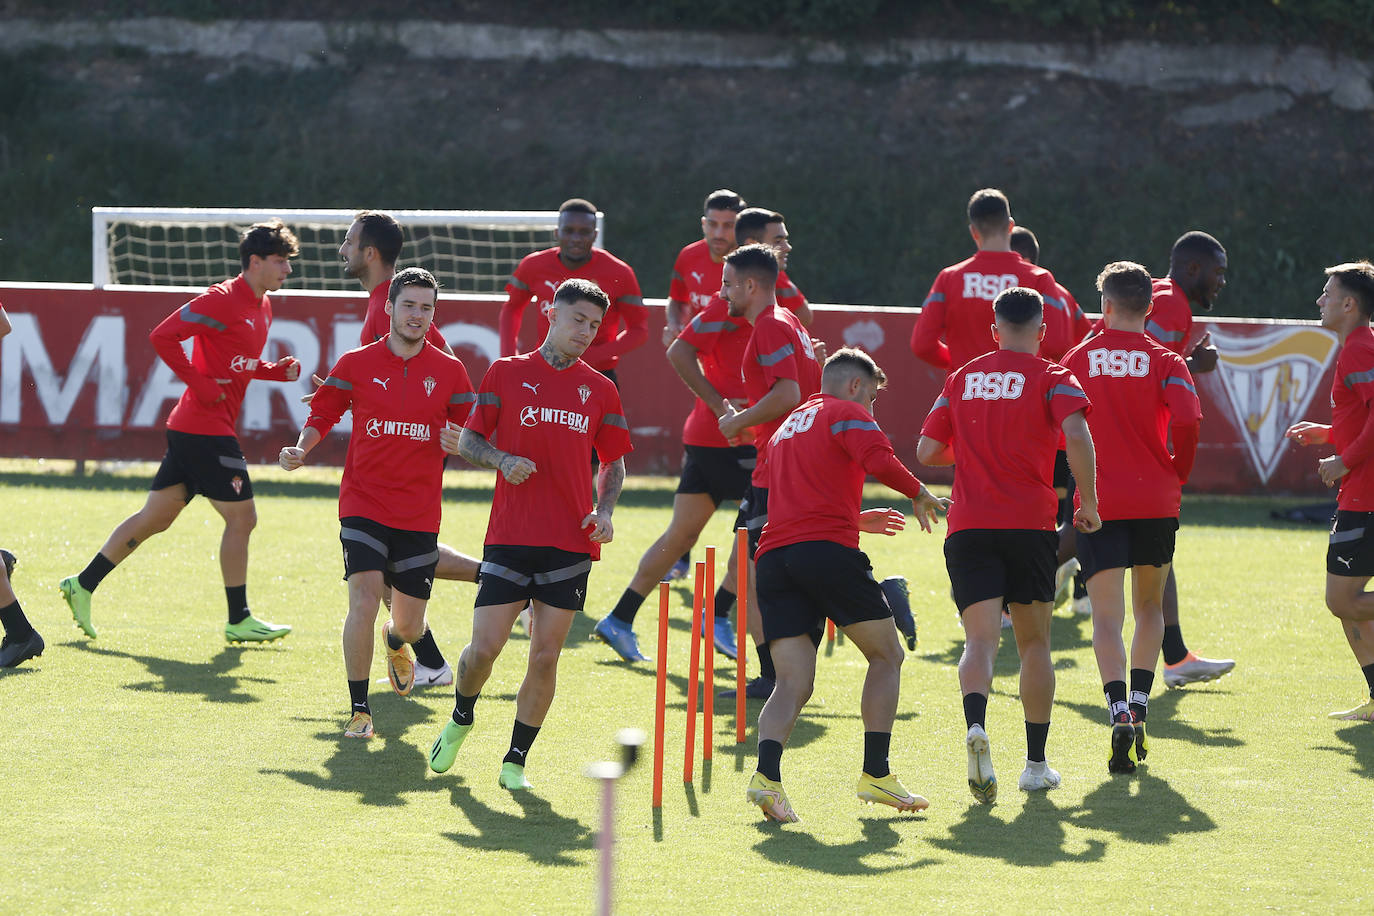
[466, 352, 634, 558]
[668, 241, 808, 322]
[359, 279, 449, 350]
[757, 394, 924, 558]
[921, 349, 1090, 535]
[1331, 325, 1374, 511]
[1144, 276, 1195, 356]
[149, 274, 295, 437]
[499, 248, 646, 371]
[675, 295, 751, 448]
[742, 305, 823, 487]
[910, 250, 1063, 372]
[1062, 328, 1202, 520]
[1040, 279, 1093, 363]
[306, 339, 475, 533]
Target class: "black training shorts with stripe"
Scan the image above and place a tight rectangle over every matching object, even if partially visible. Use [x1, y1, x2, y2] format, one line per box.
[475, 545, 593, 611]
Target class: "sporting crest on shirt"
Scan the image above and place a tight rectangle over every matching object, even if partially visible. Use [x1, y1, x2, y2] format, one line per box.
[423, 375, 436, 397]
[578, 384, 591, 405]
[1209, 324, 1338, 483]
[231, 475, 243, 495]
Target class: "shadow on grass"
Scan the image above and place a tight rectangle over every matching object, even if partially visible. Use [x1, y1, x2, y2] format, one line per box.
[1313, 723, 1374, 777]
[261, 695, 442, 807]
[1058, 694, 1245, 751]
[751, 816, 939, 875]
[917, 609, 1094, 678]
[442, 783, 594, 866]
[67, 641, 274, 704]
[929, 794, 1108, 866]
[1068, 769, 1216, 843]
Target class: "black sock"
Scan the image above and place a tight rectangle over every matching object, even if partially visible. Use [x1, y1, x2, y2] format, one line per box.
[0, 600, 34, 641]
[610, 588, 645, 625]
[78, 553, 116, 593]
[1025, 721, 1050, 763]
[757, 643, 776, 682]
[714, 586, 736, 620]
[226, 585, 250, 625]
[862, 731, 891, 778]
[1161, 624, 1188, 665]
[503, 719, 540, 766]
[1129, 668, 1154, 722]
[452, 689, 478, 725]
[757, 738, 783, 782]
[678, 549, 691, 566]
[348, 678, 369, 715]
[384, 625, 405, 652]
[1104, 680, 1129, 722]
[963, 692, 988, 730]
[412, 627, 445, 668]
[1072, 572, 1087, 600]
[1363, 662, 1374, 698]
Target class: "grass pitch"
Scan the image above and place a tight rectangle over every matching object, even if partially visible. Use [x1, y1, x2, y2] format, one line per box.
[1, 459, 1370, 913]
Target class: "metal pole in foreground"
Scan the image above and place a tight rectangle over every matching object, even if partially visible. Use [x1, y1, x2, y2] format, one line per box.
[588, 728, 645, 916]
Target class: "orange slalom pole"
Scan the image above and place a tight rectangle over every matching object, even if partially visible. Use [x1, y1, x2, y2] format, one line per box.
[684, 561, 705, 783]
[653, 582, 668, 808]
[703, 545, 716, 762]
[827, 618, 836, 642]
[735, 526, 748, 743]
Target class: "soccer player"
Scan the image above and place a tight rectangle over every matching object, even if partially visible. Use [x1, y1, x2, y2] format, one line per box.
[498, 198, 646, 381]
[1062, 262, 1202, 773]
[337, 209, 475, 688]
[918, 286, 1100, 802]
[910, 188, 1066, 373]
[719, 244, 824, 700]
[1148, 231, 1235, 687]
[59, 220, 301, 643]
[746, 348, 947, 823]
[1285, 261, 1374, 722]
[591, 207, 817, 664]
[429, 278, 633, 790]
[279, 268, 475, 738]
[663, 188, 747, 345]
[0, 545, 41, 668]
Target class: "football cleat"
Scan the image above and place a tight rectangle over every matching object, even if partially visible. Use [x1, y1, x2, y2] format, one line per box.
[856, 772, 929, 812]
[516, 604, 532, 638]
[58, 576, 97, 639]
[1163, 651, 1235, 688]
[1, 548, 16, 579]
[429, 719, 473, 773]
[225, 614, 291, 644]
[344, 711, 374, 739]
[412, 659, 453, 688]
[1328, 698, 1374, 721]
[1053, 558, 1080, 609]
[1133, 720, 1149, 761]
[966, 724, 997, 804]
[712, 616, 738, 660]
[1108, 722, 1137, 774]
[747, 772, 799, 823]
[1072, 595, 1093, 617]
[1018, 758, 1061, 791]
[881, 576, 917, 650]
[0, 630, 44, 668]
[593, 614, 649, 663]
[498, 762, 533, 791]
[382, 621, 414, 696]
[665, 557, 691, 582]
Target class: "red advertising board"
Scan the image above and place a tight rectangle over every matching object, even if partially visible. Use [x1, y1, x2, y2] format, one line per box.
[0, 281, 1340, 496]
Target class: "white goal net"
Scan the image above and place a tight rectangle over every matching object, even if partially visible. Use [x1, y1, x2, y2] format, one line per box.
[91, 207, 604, 293]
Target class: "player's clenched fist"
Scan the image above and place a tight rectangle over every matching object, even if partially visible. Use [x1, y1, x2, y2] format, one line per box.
[583, 510, 614, 544]
[498, 454, 536, 485]
[279, 446, 305, 471]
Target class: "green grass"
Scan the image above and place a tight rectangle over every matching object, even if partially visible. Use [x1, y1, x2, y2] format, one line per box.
[1, 460, 1370, 913]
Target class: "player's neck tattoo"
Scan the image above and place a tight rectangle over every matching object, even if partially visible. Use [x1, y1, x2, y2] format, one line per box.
[539, 342, 577, 371]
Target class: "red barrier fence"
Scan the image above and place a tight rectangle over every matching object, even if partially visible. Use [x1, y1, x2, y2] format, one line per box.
[0, 281, 1339, 496]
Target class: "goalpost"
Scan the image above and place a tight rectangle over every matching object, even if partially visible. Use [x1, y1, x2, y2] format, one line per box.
[91, 207, 604, 292]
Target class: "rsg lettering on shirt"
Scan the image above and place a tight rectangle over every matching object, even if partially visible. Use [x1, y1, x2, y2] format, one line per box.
[1086, 348, 1150, 378]
[962, 273, 1020, 302]
[365, 418, 432, 442]
[961, 371, 1026, 401]
[519, 405, 590, 433]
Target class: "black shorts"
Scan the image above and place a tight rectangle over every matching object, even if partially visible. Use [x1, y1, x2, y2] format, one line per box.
[755, 541, 891, 643]
[340, 517, 439, 600]
[944, 529, 1058, 611]
[1078, 517, 1179, 579]
[475, 545, 592, 611]
[1328, 510, 1374, 577]
[741, 485, 770, 558]
[150, 430, 253, 502]
[676, 445, 755, 505]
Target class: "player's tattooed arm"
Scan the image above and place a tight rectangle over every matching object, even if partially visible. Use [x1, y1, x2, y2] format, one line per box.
[539, 341, 578, 371]
[457, 428, 536, 484]
[585, 458, 625, 543]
